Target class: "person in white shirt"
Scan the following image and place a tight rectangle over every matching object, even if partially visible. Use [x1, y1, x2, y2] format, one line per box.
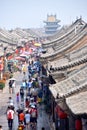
[27, 79, 32, 91]
[8, 97, 14, 106]
[25, 110, 30, 129]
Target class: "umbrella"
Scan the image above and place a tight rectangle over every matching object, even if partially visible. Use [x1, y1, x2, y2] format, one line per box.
[21, 51, 30, 55]
[8, 59, 18, 63]
[20, 54, 28, 58]
[15, 56, 25, 61]
[9, 77, 16, 81]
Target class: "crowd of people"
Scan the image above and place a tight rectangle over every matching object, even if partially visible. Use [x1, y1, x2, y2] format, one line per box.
[6, 56, 47, 130]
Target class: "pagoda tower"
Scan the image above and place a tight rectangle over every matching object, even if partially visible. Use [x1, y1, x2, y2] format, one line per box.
[44, 14, 60, 34]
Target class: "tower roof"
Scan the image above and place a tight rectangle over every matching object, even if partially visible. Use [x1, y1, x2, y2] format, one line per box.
[44, 14, 60, 23]
[47, 15, 56, 22]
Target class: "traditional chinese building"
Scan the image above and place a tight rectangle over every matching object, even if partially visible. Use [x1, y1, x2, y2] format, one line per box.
[44, 14, 60, 34]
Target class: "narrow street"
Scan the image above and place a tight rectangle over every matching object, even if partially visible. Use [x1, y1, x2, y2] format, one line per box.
[0, 68, 51, 130]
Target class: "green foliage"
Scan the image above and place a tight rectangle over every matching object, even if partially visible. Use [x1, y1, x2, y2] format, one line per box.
[0, 82, 5, 89]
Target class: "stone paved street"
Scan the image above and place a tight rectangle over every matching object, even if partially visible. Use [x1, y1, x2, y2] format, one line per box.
[0, 71, 51, 130]
[0, 72, 22, 130]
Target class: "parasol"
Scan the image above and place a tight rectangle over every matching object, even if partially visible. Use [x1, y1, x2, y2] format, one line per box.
[15, 56, 25, 61]
[9, 77, 16, 81]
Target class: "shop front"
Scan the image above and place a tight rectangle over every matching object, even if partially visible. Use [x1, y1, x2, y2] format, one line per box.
[55, 105, 69, 130]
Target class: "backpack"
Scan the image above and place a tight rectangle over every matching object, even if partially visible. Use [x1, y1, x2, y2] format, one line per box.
[7, 111, 12, 119]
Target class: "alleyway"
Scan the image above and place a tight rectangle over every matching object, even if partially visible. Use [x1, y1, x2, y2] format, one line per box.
[0, 68, 51, 130]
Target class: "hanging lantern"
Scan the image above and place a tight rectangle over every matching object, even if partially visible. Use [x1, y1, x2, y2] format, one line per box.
[75, 119, 82, 130]
[55, 105, 67, 119]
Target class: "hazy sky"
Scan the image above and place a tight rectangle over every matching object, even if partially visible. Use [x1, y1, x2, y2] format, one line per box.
[0, 0, 87, 29]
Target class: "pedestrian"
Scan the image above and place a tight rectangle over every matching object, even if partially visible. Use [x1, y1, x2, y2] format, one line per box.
[8, 97, 14, 106]
[12, 80, 16, 93]
[20, 88, 24, 101]
[0, 125, 3, 130]
[16, 107, 23, 123]
[22, 64, 27, 74]
[25, 110, 30, 129]
[19, 110, 25, 124]
[30, 105, 38, 124]
[16, 92, 20, 104]
[6, 106, 15, 130]
[21, 80, 27, 89]
[8, 80, 13, 94]
[25, 98, 30, 108]
[27, 79, 32, 91]
[22, 72, 27, 81]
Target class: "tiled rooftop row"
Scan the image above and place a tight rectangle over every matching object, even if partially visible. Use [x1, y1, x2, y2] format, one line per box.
[49, 54, 87, 72]
[41, 25, 87, 59]
[42, 18, 86, 48]
[49, 65, 87, 98]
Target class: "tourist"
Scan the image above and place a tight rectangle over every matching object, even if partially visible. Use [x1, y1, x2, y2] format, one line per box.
[19, 110, 25, 124]
[12, 80, 16, 93]
[8, 80, 13, 94]
[20, 87, 24, 101]
[6, 106, 15, 130]
[16, 106, 23, 123]
[0, 125, 3, 130]
[25, 110, 30, 129]
[16, 92, 20, 104]
[8, 97, 14, 106]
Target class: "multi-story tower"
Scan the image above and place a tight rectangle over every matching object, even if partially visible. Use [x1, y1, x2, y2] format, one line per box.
[44, 14, 60, 34]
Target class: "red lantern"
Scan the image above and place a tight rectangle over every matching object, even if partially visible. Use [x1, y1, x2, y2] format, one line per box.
[75, 119, 82, 130]
[55, 105, 67, 119]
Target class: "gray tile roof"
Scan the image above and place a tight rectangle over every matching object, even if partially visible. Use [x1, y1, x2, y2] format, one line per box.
[66, 90, 87, 114]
